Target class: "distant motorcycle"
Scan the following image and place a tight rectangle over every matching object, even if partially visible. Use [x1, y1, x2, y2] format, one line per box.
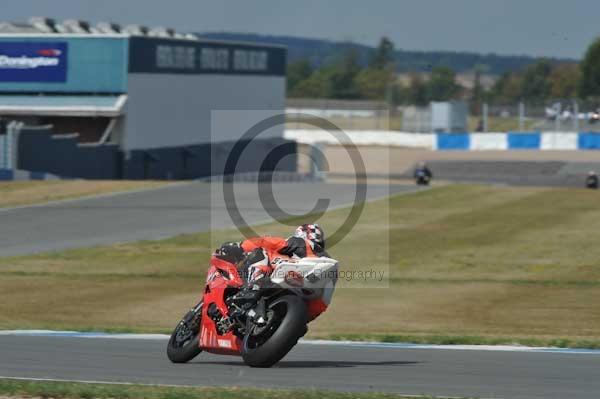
[167, 254, 338, 367]
[586, 172, 599, 189]
[415, 169, 432, 186]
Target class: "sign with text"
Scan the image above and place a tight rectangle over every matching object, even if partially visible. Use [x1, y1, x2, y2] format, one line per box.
[129, 37, 285, 76]
[0, 42, 68, 82]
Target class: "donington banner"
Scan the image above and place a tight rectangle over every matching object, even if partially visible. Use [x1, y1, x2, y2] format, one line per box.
[0, 42, 68, 82]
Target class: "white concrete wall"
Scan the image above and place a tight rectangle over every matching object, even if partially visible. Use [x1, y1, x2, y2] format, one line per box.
[284, 129, 435, 148]
[540, 132, 579, 150]
[123, 74, 285, 150]
[470, 133, 508, 150]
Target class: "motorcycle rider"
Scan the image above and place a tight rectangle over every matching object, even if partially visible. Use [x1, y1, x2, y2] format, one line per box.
[586, 171, 599, 189]
[414, 161, 433, 185]
[215, 224, 327, 286]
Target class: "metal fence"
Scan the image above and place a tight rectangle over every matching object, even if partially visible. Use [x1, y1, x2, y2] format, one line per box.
[286, 98, 600, 133]
[286, 98, 394, 130]
[401, 106, 431, 133]
[477, 100, 600, 133]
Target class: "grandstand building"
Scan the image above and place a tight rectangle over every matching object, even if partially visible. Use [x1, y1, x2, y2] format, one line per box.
[0, 18, 292, 179]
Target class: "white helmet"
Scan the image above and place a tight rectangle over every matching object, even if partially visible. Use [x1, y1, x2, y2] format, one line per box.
[294, 224, 325, 249]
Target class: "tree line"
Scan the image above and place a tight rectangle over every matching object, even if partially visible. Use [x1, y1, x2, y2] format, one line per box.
[287, 36, 600, 107]
[200, 32, 561, 75]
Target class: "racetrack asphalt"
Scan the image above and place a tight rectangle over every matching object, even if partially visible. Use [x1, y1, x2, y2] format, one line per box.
[0, 335, 599, 399]
[0, 182, 414, 257]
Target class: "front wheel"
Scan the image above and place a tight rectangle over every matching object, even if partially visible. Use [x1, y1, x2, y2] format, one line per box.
[167, 302, 203, 363]
[242, 295, 308, 368]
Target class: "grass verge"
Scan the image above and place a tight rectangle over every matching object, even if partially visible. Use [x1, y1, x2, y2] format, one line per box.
[0, 379, 449, 399]
[0, 180, 169, 208]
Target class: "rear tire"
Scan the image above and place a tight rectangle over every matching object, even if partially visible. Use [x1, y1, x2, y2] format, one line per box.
[167, 303, 203, 363]
[242, 295, 308, 368]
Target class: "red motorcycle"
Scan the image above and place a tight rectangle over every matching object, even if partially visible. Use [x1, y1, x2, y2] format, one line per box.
[167, 253, 339, 367]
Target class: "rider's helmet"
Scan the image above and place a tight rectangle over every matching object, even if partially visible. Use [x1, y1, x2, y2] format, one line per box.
[294, 224, 325, 250]
[215, 242, 245, 264]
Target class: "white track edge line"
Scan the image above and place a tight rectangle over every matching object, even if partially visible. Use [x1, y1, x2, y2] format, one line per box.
[1, 330, 599, 354]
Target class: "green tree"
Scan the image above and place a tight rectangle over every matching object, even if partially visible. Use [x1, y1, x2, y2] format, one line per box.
[289, 70, 330, 98]
[520, 59, 552, 102]
[408, 73, 428, 106]
[490, 72, 522, 104]
[290, 50, 361, 99]
[370, 37, 395, 70]
[353, 37, 398, 101]
[287, 59, 313, 94]
[355, 67, 395, 100]
[326, 49, 362, 99]
[426, 66, 460, 101]
[550, 63, 580, 99]
[579, 37, 600, 98]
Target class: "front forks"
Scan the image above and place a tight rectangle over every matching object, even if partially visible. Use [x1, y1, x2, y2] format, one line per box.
[247, 298, 267, 325]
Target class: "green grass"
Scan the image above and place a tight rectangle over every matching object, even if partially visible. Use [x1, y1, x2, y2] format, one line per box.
[1, 184, 600, 347]
[0, 379, 447, 399]
[0, 180, 168, 208]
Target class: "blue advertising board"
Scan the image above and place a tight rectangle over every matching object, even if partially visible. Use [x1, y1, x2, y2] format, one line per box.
[0, 37, 128, 93]
[0, 42, 68, 82]
[436, 133, 470, 150]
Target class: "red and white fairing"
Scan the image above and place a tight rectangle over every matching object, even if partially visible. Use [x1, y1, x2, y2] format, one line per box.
[198, 255, 339, 355]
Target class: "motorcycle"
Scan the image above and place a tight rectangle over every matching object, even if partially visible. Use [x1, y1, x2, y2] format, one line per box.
[415, 170, 431, 186]
[167, 253, 339, 367]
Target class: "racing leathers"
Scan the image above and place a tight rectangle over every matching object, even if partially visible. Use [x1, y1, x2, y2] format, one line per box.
[239, 236, 327, 285]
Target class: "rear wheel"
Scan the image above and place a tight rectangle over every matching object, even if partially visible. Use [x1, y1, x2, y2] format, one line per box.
[167, 302, 203, 363]
[241, 295, 308, 368]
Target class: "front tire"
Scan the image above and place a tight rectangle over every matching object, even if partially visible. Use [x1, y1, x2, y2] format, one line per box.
[167, 302, 203, 363]
[242, 295, 308, 368]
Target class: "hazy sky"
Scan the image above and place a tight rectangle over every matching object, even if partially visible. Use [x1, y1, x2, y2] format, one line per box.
[3, 0, 598, 59]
